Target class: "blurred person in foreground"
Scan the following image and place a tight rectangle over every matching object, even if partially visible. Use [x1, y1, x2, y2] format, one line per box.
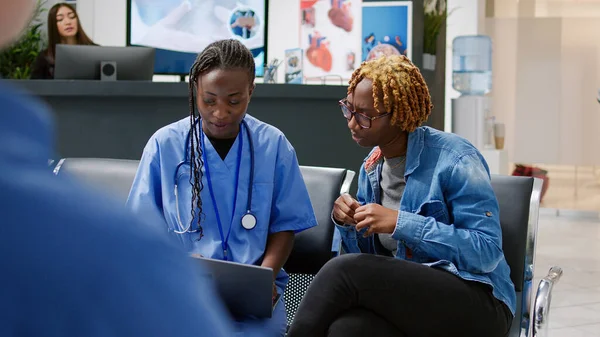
[0, 0, 235, 336]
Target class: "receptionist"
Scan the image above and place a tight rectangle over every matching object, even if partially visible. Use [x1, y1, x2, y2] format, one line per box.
[30, 2, 96, 79]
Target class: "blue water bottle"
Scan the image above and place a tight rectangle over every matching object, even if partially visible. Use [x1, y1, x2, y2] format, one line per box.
[452, 35, 492, 95]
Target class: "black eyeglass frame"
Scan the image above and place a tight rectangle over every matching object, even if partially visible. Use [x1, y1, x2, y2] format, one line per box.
[339, 99, 392, 129]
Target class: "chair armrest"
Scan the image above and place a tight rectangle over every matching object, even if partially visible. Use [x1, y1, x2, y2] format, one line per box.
[532, 266, 563, 337]
[340, 170, 356, 195]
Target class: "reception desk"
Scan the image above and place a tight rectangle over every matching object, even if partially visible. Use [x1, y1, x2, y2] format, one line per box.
[10, 80, 442, 187]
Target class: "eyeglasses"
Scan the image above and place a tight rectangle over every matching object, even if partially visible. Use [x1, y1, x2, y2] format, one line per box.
[339, 99, 392, 129]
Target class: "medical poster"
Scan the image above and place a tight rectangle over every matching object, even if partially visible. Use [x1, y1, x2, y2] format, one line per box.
[300, 0, 362, 82]
[361, 1, 412, 62]
[285, 48, 304, 84]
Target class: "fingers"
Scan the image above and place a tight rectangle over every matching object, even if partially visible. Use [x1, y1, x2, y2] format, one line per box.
[353, 204, 371, 223]
[355, 204, 368, 213]
[336, 200, 355, 217]
[355, 219, 374, 238]
[332, 208, 355, 225]
[362, 225, 375, 238]
[355, 218, 369, 231]
[353, 209, 366, 223]
[341, 193, 360, 210]
[333, 194, 360, 224]
[356, 216, 381, 237]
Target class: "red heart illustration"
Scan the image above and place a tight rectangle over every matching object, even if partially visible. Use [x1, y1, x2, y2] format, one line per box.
[328, 7, 353, 32]
[301, 0, 319, 9]
[307, 45, 333, 72]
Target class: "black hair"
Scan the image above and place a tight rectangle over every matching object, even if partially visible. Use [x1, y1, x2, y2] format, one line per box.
[187, 39, 256, 239]
[46, 3, 96, 63]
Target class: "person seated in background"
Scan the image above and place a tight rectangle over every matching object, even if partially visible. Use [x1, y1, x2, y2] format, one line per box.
[30, 2, 96, 79]
[287, 55, 515, 337]
[126, 39, 317, 337]
[0, 1, 234, 336]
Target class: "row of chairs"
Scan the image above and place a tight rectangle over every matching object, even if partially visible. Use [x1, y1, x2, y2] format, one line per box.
[51, 157, 561, 337]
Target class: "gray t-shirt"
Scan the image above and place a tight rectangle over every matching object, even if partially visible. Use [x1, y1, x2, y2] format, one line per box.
[378, 156, 406, 256]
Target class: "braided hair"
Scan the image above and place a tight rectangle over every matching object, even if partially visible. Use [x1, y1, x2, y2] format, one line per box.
[347, 55, 432, 132]
[187, 39, 256, 239]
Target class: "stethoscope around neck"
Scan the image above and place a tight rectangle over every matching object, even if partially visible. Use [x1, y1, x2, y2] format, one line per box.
[173, 118, 257, 235]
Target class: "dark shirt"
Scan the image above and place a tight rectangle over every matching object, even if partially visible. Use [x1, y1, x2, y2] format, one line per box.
[209, 136, 237, 160]
[30, 50, 54, 79]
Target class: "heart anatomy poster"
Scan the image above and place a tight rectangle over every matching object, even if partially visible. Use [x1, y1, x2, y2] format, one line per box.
[300, 0, 362, 82]
[299, 0, 412, 82]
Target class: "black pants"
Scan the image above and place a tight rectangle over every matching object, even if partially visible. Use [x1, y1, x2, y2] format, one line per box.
[287, 254, 512, 337]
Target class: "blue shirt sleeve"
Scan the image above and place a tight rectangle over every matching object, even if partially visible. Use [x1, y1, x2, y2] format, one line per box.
[268, 141, 318, 234]
[126, 137, 167, 233]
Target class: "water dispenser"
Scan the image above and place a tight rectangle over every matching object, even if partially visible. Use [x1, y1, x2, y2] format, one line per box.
[451, 35, 495, 150]
[452, 35, 492, 95]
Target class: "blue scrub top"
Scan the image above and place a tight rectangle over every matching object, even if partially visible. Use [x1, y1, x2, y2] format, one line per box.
[127, 115, 318, 335]
[127, 115, 317, 286]
[0, 80, 235, 337]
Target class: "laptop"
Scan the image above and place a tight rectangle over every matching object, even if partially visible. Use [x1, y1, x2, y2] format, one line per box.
[191, 256, 282, 319]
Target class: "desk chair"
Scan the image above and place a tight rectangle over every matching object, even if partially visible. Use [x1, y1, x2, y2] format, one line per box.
[52, 158, 356, 329]
[491, 175, 562, 337]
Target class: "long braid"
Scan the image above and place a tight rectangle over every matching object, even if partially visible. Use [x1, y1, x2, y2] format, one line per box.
[186, 39, 256, 239]
[347, 55, 432, 132]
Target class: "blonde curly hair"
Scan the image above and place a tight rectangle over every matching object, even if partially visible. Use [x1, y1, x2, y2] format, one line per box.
[347, 55, 432, 132]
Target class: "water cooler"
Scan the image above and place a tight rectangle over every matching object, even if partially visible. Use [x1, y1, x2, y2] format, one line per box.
[451, 35, 508, 174]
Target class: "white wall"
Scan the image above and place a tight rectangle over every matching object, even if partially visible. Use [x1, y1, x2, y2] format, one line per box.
[512, 18, 562, 164]
[485, 1, 600, 166]
[76, 0, 126, 46]
[267, 0, 301, 84]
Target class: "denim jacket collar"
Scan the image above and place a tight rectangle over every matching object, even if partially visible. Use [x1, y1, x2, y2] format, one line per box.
[405, 128, 424, 177]
[364, 127, 424, 178]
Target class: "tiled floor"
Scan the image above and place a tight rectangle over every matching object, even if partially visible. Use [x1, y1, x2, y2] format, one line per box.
[534, 214, 600, 336]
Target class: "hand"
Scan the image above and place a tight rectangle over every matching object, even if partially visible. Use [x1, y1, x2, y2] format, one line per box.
[190, 253, 203, 258]
[354, 203, 398, 237]
[231, 16, 256, 29]
[332, 193, 360, 225]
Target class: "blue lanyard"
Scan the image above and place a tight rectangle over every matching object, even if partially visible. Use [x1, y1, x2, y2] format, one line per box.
[200, 122, 244, 261]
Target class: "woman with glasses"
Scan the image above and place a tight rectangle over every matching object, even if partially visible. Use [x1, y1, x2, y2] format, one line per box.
[287, 55, 515, 337]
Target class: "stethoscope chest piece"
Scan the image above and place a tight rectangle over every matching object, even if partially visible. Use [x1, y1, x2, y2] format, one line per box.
[241, 212, 257, 230]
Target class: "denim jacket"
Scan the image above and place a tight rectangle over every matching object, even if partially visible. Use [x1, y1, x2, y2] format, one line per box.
[335, 126, 516, 315]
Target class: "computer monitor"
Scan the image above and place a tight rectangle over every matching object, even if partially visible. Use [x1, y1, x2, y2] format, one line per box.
[54, 45, 155, 81]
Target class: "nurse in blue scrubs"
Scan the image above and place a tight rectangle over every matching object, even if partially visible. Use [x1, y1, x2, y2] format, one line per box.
[127, 39, 317, 336]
